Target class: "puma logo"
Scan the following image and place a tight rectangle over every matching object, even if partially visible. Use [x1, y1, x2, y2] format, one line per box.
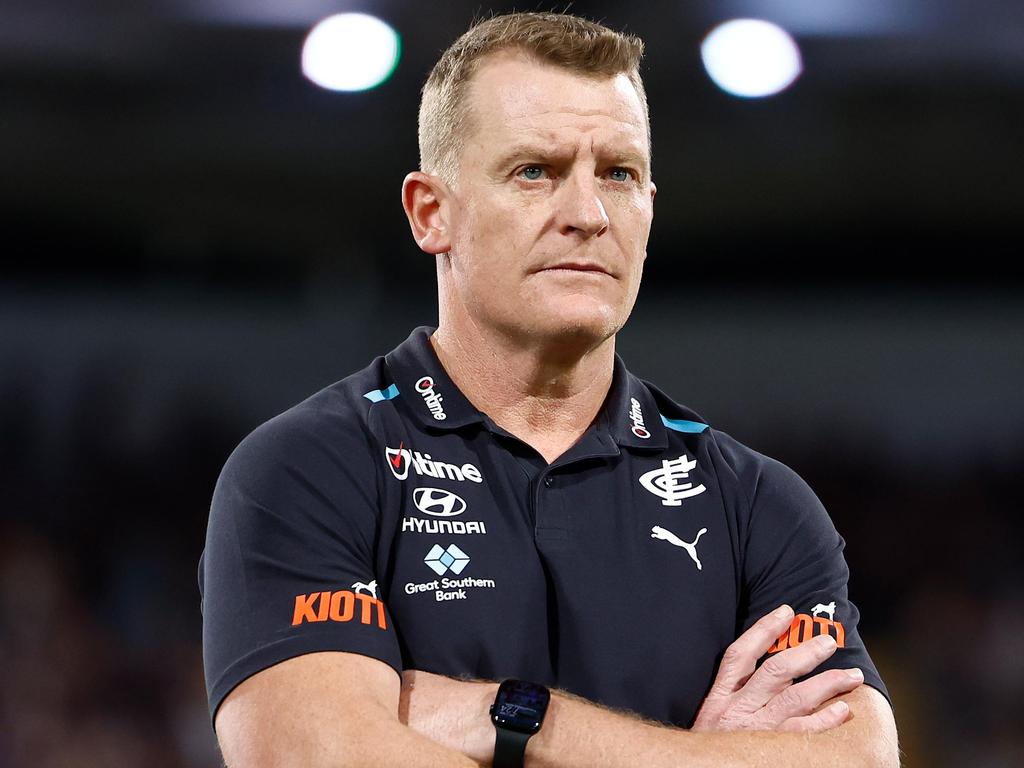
[811, 601, 836, 621]
[351, 580, 378, 600]
[651, 525, 708, 570]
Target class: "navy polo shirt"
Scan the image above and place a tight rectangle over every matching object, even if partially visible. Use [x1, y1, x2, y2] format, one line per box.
[200, 326, 888, 726]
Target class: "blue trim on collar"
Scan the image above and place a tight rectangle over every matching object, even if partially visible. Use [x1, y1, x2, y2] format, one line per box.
[660, 414, 709, 433]
[363, 383, 400, 403]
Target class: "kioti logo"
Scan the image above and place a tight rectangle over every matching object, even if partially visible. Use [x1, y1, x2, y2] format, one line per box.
[767, 602, 846, 654]
[292, 588, 388, 630]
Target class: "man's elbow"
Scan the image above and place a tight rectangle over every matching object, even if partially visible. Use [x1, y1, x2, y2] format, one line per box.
[218, 715, 392, 768]
[855, 734, 900, 768]
[844, 687, 900, 768]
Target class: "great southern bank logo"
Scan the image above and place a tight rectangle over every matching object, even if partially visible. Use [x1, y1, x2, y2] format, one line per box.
[639, 454, 706, 506]
[423, 544, 470, 576]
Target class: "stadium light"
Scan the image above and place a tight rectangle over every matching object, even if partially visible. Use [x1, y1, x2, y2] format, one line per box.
[301, 13, 401, 92]
[701, 19, 803, 98]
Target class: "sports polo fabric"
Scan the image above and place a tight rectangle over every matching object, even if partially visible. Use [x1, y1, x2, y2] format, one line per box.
[200, 326, 889, 726]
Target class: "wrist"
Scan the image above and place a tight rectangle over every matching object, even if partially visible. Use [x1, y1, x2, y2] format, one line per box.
[472, 681, 500, 766]
[523, 690, 560, 767]
[490, 680, 552, 768]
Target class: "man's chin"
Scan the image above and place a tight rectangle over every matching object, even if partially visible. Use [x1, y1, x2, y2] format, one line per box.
[521, 305, 624, 348]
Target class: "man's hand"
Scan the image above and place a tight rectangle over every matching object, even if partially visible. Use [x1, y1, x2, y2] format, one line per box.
[692, 604, 864, 733]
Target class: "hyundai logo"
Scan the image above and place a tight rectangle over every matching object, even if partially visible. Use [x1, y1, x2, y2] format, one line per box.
[413, 487, 467, 517]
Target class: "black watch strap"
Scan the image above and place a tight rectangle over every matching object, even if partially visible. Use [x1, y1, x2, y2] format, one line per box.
[493, 727, 531, 768]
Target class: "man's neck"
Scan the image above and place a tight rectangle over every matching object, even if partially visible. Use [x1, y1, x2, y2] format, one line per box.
[430, 323, 615, 464]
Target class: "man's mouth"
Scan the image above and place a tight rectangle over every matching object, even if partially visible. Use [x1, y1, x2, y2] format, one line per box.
[539, 262, 613, 276]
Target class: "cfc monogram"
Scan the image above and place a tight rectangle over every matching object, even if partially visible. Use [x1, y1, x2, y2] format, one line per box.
[639, 455, 707, 506]
[292, 589, 388, 629]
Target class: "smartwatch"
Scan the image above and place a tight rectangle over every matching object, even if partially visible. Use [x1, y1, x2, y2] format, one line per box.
[489, 679, 551, 768]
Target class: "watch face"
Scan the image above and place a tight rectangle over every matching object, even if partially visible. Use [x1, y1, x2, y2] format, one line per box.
[491, 679, 551, 735]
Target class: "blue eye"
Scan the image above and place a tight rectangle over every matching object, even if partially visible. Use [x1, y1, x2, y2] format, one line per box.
[520, 166, 545, 180]
[609, 168, 631, 182]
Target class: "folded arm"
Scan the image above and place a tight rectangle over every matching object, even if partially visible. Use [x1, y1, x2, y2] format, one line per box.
[214, 609, 898, 768]
[401, 607, 899, 768]
[215, 652, 479, 768]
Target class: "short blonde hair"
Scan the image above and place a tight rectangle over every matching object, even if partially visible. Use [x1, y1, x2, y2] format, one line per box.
[418, 12, 649, 184]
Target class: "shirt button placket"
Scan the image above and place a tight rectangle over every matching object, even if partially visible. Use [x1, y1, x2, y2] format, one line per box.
[535, 473, 567, 542]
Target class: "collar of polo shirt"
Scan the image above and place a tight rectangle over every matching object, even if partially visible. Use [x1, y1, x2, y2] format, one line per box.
[383, 327, 669, 451]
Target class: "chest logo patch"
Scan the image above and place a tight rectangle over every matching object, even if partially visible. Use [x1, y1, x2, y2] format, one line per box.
[424, 543, 470, 576]
[639, 454, 707, 506]
[651, 525, 708, 570]
[384, 442, 483, 483]
[413, 487, 466, 517]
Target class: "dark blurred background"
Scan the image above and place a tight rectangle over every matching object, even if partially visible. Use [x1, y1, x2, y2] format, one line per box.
[1, 0, 1022, 765]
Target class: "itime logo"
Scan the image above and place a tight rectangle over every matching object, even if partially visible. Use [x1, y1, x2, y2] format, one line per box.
[629, 397, 650, 439]
[639, 455, 707, 506]
[384, 443, 483, 483]
[651, 525, 708, 570]
[415, 376, 447, 420]
[386, 441, 411, 480]
[413, 488, 467, 517]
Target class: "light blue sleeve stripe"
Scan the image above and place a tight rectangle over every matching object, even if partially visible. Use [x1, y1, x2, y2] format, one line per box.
[660, 414, 709, 433]
[363, 383, 400, 403]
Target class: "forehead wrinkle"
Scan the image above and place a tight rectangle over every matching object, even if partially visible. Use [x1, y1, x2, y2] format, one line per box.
[506, 106, 643, 132]
[512, 119, 646, 151]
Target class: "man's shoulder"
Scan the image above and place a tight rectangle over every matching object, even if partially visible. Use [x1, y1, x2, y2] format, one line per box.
[220, 353, 394, 481]
[639, 378, 830, 539]
[638, 376, 798, 490]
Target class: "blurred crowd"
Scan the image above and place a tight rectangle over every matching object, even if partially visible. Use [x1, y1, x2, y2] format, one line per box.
[1, 358, 1021, 767]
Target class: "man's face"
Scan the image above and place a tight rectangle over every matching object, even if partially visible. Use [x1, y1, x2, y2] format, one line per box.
[441, 51, 655, 348]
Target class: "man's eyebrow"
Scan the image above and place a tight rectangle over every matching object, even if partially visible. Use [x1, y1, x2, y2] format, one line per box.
[492, 144, 568, 170]
[492, 144, 649, 171]
[605, 150, 648, 167]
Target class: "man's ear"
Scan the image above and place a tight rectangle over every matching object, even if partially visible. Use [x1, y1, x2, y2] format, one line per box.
[402, 172, 453, 255]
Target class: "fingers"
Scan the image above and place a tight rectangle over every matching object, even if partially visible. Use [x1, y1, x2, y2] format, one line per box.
[735, 633, 842, 710]
[759, 667, 864, 725]
[780, 699, 853, 733]
[707, 605, 794, 697]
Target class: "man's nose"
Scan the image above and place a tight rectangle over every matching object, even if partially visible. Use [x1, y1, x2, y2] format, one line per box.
[558, 173, 610, 237]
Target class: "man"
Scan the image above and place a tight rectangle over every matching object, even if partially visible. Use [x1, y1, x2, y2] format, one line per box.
[200, 12, 898, 767]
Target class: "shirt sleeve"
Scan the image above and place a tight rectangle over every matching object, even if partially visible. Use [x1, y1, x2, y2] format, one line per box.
[199, 401, 401, 724]
[733, 448, 891, 705]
